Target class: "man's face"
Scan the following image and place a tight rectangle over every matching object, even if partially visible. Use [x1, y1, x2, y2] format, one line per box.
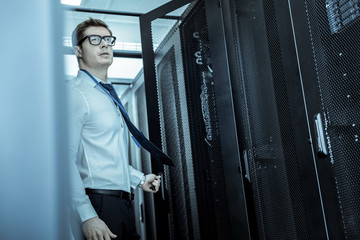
[78, 26, 114, 69]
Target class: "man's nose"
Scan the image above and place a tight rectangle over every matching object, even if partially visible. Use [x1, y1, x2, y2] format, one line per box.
[100, 38, 109, 47]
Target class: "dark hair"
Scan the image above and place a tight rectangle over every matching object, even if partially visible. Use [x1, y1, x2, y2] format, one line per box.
[72, 18, 112, 47]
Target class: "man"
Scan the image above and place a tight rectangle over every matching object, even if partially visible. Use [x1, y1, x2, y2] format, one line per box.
[68, 18, 161, 240]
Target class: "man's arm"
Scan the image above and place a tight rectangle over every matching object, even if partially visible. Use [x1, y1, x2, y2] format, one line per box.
[68, 87, 98, 222]
[68, 86, 115, 239]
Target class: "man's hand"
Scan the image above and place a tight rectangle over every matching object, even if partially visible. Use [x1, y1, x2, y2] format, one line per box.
[82, 217, 117, 240]
[143, 174, 161, 192]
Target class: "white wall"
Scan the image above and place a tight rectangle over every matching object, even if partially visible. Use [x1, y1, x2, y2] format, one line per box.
[0, 1, 69, 239]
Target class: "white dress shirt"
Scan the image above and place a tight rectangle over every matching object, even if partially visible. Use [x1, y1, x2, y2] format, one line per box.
[68, 70, 144, 222]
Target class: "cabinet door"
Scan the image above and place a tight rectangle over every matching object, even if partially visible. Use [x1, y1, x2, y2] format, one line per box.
[221, 0, 331, 238]
[290, 0, 360, 239]
[140, 0, 250, 239]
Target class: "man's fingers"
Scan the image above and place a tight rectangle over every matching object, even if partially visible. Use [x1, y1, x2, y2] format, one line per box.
[82, 217, 117, 240]
[151, 181, 160, 189]
[104, 233, 111, 240]
[95, 231, 103, 240]
[152, 179, 160, 185]
[151, 180, 161, 191]
[153, 179, 161, 188]
[143, 174, 162, 192]
[107, 226, 117, 239]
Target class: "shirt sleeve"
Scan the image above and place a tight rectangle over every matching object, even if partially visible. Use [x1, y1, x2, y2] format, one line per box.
[128, 165, 145, 189]
[68, 86, 98, 223]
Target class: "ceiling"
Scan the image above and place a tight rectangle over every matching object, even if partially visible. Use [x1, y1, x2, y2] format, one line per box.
[63, 0, 174, 44]
[62, 0, 174, 95]
[74, 0, 171, 13]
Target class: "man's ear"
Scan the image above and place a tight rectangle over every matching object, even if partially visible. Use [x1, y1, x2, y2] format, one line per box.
[74, 46, 82, 58]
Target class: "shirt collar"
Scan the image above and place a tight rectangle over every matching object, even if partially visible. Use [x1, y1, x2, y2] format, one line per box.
[77, 70, 112, 88]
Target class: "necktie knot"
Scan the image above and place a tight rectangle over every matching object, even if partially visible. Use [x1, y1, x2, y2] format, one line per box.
[100, 82, 114, 91]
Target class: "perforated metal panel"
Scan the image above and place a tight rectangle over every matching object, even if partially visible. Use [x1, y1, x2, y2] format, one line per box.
[150, 5, 200, 240]
[304, 0, 360, 238]
[224, 0, 311, 239]
[142, 0, 360, 239]
[180, 2, 232, 239]
[145, 1, 236, 239]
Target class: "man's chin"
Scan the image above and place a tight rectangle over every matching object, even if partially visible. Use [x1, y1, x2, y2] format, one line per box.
[99, 60, 113, 67]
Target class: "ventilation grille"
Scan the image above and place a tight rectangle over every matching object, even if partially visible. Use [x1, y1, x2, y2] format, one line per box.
[305, 0, 360, 238]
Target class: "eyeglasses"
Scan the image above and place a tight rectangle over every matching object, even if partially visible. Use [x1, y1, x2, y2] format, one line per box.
[77, 35, 116, 46]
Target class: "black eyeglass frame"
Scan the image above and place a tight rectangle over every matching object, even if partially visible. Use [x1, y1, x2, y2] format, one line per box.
[77, 35, 116, 46]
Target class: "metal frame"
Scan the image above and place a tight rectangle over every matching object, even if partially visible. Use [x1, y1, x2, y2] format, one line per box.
[63, 6, 181, 19]
[140, 0, 193, 172]
[140, 2, 193, 239]
[140, 0, 251, 239]
[203, 0, 251, 239]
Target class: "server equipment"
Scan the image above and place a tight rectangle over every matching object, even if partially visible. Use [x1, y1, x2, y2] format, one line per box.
[139, 0, 360, 239]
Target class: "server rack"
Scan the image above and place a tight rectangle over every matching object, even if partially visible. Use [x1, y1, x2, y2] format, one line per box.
[140, 0, 249, 239]
[221, 0, 360, 239]
[290, 0, 360, 238]
[140, 0, 360, 239]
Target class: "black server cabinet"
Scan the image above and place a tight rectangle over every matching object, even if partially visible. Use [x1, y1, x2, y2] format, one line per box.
[221, 0, 326, 238]
[221, 0, 360, 239]
[140, 0, 360, 239]
[140, 0, 250, 239]
[290, 0, 360, 239]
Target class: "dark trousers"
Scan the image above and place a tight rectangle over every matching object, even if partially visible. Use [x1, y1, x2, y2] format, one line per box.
[87, 193, 140, 240]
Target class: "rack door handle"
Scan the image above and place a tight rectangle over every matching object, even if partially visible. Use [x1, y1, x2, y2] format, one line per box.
[314, 113, 328, 157]
[243, 150, 251, 182]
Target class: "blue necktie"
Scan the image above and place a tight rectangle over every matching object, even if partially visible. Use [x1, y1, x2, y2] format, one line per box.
[99, 82, 174, 167]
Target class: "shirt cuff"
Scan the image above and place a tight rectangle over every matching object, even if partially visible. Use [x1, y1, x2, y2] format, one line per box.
[129, 167, 145, 189]
[77, 202, 98, 223]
